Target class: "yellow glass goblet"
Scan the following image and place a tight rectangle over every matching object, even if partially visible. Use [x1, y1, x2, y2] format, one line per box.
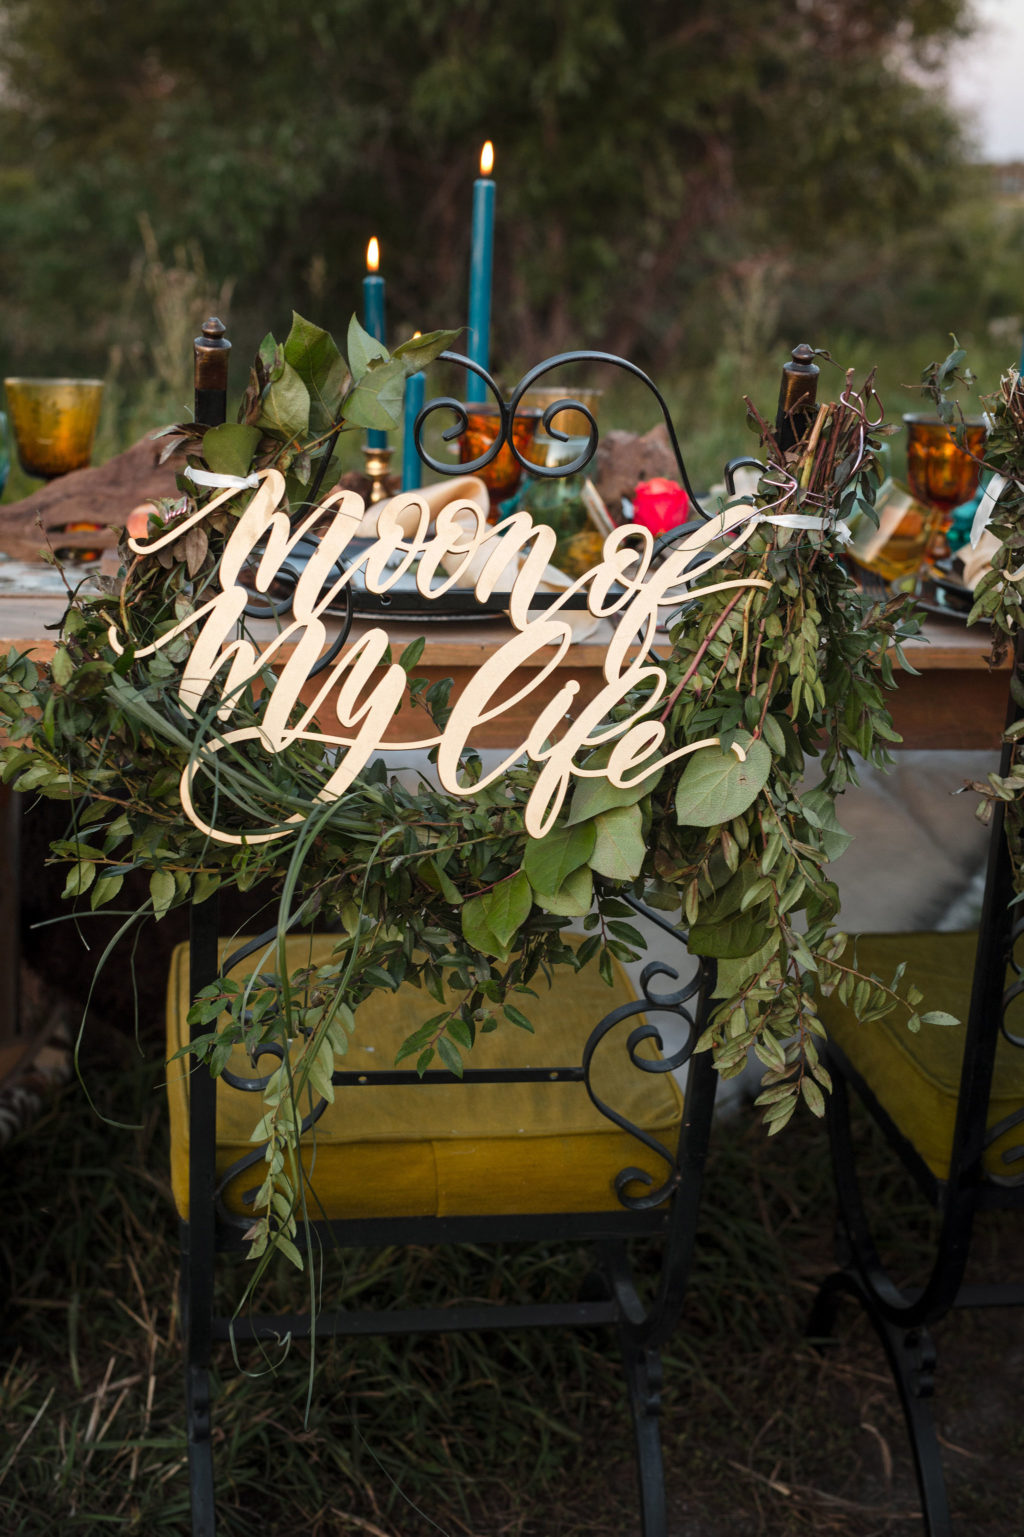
[4, 377, 105, 480]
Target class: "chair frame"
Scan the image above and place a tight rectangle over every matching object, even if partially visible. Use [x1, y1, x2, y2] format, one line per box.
[182, 898, 719, 1537]
[810, 634, 1024, 1535]
[178, 331, 723, 1537]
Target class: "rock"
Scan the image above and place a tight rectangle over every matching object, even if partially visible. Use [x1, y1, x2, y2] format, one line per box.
[0, 433, 188, 561]
[592, 424, 684, 513]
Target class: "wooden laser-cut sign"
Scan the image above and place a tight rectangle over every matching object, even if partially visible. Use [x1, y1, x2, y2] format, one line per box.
[107, 471, 771, 843]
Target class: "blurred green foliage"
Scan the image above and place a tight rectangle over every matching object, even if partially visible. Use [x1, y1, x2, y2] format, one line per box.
[1, 0, 1020, 461]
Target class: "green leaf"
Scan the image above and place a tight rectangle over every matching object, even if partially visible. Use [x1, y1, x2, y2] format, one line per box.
[149, 868, 177, 921]
[533, 864, 594, 917]
[800, 787, 853, 862]
[90, 872, 124, 910]
[63, 859, 96, 899]
[427, 857, 463, 907]
[588, 804, 645, 882]
[346, 314, 389, 382]
[478, 869, 532, 948]
[674, 733, 772, 827]
[523, 820, 596, 894]
[255, 358, 310, 441]
[461, 894, 511, 961]
[392, 326, 461, 375]
[399, 637, 426, 673]
[800, 1076, 826, 1117]
[342, 356, 407, 432]
[202, 422, 261, 478]
[920, 1010, 960, 1027]
[689, 909, 772, 960]
[567, 742, 662, 824]
[436, 1036, 464, 1078]
[51, 646, 74, 689]
[503, 1003, 534, 1032]
[283, 312, 350, 436]
[447, 1015, 473, 1050]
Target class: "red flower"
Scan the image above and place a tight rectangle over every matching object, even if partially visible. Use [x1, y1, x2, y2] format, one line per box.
[632, 478, 690, 536]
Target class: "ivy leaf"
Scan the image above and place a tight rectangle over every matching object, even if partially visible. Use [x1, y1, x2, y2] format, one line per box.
[346, 314, 389, 382]
[202, 423, 261, 479]
[674, 733, 772, 827]
[523, 820, 595, 894]
[588, 804, 645, 882]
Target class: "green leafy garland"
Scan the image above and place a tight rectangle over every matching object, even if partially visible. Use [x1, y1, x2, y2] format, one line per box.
[0, 317, 934, 1266]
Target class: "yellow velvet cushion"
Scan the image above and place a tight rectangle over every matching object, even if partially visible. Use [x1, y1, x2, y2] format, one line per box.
[166, 933, 684, 1222]
[819, 931, 1024, 1183]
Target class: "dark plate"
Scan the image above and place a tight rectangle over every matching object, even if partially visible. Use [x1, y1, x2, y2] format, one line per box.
[242, 538, 590, 623]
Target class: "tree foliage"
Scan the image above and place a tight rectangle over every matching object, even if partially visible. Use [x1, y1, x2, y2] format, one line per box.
[0, 0, 978, 384]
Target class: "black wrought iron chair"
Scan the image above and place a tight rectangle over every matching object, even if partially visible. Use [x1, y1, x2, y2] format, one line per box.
[168, 324, 723, 1537]
[809, 635, 1024, 1535]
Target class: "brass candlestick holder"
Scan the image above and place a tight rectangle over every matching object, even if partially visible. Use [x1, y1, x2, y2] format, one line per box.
[362, 445, 394, 504]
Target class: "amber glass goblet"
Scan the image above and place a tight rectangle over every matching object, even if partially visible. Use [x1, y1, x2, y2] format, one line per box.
[518, 385, 602, 468]
[458, 405, 541, 508]
[902, 412, 987, 560]
[4, 377, 105, 480]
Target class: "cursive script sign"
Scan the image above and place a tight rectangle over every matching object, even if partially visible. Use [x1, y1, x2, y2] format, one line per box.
[108, 471, 771, 842]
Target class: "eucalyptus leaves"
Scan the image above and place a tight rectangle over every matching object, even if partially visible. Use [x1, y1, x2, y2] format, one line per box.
[0, 320, 939, 1266]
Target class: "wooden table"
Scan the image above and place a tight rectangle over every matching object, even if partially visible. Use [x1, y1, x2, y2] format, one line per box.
[0, 595, 1009, 751]
[0, 593, 1007, 1063]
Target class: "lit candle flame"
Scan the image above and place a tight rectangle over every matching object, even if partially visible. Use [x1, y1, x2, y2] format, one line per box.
[480, 141, 494, 177]
[366, 237, 380, 273]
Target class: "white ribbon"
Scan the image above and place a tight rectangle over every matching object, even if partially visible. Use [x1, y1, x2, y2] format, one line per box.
[722, 498, 851, 546]
[970, 473, 1010, 548]
[760, 511, 853, 545]
[184, 466, 261, 491]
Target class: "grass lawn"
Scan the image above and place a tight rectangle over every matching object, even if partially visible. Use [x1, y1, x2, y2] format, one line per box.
[2, 958, 1023, 1536]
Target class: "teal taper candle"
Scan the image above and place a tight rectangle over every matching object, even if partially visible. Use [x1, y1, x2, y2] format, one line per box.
[363, 236, 388, 450]
[467, 141, 495, 405]
[401, 367, 426, 492]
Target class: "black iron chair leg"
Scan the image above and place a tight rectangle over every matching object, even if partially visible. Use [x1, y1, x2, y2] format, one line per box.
[806, 1267, 849, 1343]
[185, 1360, 216, 1537]
[873, 1312, 951, 1537]
[181, 1229, 217, 1537]
[810, 1272, 951, 1537]
[619, 1335, 667, 1537]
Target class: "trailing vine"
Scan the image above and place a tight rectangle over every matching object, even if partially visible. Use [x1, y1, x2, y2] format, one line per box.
[0, 315, 941, 1267]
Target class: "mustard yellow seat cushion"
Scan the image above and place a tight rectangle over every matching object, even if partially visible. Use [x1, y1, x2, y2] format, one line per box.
[819, 931, 1024, 1183]
[166, 933, 685, 1222]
